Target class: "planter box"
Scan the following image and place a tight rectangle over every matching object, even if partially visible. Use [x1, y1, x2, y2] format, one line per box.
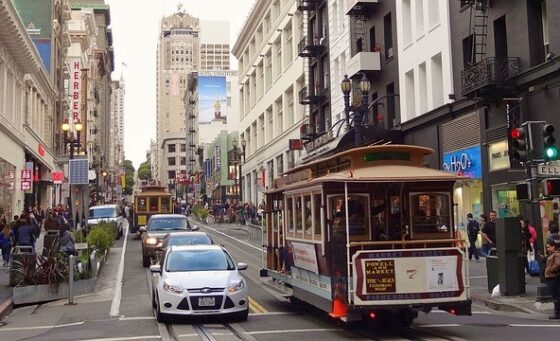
[13, 279, 95, 305]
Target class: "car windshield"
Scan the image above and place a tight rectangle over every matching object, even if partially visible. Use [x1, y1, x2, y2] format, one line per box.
[167, 235, 212, 246]
[148, 218, 188, 231]
[166, 249, 235, 272]
[89, 208, 117, 219]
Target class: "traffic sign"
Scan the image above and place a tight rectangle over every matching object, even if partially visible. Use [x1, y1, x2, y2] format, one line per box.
[538, 164, 560, 176]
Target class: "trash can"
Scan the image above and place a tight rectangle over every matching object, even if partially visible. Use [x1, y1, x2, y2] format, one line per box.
[486, 248, 498, 293]
[43, 230, 60, 255]
[9, 246, 36, 287]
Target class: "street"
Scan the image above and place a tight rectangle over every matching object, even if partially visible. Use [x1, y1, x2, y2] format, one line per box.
[0, 220, 558, 341]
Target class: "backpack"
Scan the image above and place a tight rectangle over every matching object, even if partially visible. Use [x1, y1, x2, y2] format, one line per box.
[467, 220, 480, 236]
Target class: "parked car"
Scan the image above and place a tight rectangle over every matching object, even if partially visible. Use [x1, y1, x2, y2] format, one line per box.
[150, 244, 248, 322]
[88, 204, 124, 239]
[153, 231, 214, 264]
[140, 214, 198, 267]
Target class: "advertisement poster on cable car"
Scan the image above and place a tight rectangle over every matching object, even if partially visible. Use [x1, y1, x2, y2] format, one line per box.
[352, 248, 466, 305]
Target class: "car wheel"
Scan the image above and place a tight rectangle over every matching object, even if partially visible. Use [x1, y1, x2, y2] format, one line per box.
[155, 295, 167, 323]
[233, 307, 249, 322]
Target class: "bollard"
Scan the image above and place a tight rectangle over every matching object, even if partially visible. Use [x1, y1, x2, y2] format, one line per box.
[68, 255, 75, 305]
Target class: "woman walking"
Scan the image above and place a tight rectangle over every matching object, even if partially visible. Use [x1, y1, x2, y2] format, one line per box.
[543, 238, 560, 319]
[0, 222, 14, 266]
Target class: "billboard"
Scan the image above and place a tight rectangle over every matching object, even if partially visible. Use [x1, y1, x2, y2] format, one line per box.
[199, 76, 227, 123]
[13, 0, 53, 73]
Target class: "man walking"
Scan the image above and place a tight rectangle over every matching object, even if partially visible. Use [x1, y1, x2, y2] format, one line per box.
[466, 213, 480, 262]
[481, 210, 497, 252]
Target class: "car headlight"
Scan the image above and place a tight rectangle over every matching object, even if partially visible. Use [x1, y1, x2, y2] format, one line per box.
[144, 237, 158, 245]
[163, 281, 184, 294]
[228, 279, 245, 293]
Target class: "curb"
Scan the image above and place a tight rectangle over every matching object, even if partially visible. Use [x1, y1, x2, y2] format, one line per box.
[471, 294, 548, 316]
[0, 297, 13, 319]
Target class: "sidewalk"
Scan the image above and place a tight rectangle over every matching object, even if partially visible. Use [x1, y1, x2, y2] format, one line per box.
[195, 217, 557, 320]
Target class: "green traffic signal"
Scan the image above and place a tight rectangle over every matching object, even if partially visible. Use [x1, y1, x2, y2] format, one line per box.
[545, 146, 559, 160]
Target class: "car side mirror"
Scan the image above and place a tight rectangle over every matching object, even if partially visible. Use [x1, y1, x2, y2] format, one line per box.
[237, 262, 248, 271]
[139, 226, 146, 233]
[191, 225, 199, 231]
[149, 264, 161, 273]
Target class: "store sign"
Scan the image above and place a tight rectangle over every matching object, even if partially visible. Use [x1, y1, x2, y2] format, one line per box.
[215, 145, 221, 171]
[488, 140, 510, 171]
[69, 58, 82, 123]
[51, 171, 64, 184]
[21, 169, 33, 191]
[442, 146, 482, 179]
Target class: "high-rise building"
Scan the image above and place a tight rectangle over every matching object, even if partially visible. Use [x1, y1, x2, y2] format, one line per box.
[156, 9, 200, 187]
[110, 76, 125, 170]
[200, 20, 231, 71]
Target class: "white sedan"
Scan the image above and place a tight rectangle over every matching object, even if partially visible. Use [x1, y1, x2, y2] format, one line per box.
[150, 244, 249, 322]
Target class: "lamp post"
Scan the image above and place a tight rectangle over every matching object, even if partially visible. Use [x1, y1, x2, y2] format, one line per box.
[239, 138, 246, 204]
[231, 138, 247, 205]
[340, 73, 371, 148]
[61, 119, 83, 226]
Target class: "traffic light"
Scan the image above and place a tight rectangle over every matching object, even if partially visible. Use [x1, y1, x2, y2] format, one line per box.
[543, 178, 560, 196]
[515, 182, 530, 201]
[509, 126, 528, 162]
[543, 124, 558, 161]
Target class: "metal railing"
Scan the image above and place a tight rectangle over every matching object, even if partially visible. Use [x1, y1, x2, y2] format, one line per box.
[461, 57, 519, 96]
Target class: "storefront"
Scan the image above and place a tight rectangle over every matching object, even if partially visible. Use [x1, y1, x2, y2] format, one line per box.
[0, 158, 16, 219]
[442, 145, 483, 228]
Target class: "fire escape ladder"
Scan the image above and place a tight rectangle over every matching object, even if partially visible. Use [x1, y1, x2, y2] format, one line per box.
[469, 0, 489, 64]
[300, 3, 316, 139]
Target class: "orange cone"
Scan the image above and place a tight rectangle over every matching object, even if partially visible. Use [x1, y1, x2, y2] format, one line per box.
[329, 298, 348, 318]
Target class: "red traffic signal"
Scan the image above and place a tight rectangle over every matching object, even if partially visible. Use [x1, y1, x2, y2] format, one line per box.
[543, 178, 560, 196]
[510, 127, 524, 139]
[509, 126, 528, 162]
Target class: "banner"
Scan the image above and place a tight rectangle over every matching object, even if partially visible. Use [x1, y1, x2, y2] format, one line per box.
[199, 76, 227, 123]
[69, 58, 83, 123]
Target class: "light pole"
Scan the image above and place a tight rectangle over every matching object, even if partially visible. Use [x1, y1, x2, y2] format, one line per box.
[239, 138, 246, 204]
[231, 138, 247, 204]
[61, 119, 83, 226]
[340, 73, 371, 148]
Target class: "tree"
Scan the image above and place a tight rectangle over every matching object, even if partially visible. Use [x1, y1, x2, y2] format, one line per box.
[122, 160, 135, 195]
[138, 161, 151, 180]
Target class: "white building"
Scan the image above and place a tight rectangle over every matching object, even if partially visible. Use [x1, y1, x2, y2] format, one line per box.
[200, 20, 231, 71]
[396, 0, 454, 122]
[233, 0, 306, 205]
[109, 76, 125, 170]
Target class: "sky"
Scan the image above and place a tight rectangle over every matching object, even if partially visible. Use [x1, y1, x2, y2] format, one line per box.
[106, 0, 256, 168]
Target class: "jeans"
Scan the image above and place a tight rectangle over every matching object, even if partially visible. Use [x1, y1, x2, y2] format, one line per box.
[545, 276, 560, 300]
[1, 244, 10, 264]
[468, 237, 479, 260]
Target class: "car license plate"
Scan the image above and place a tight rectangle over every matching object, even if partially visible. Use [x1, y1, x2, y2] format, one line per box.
[198, 297, 215, 307]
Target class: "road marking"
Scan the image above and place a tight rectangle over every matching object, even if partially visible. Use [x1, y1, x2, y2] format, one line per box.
[77, 336, 161, 341]
[248, 311, 294, 316]
[110, 224, 129, 317]
[431, 309, 491, 315]
[246, 328, 336, 335]
[248, 296, 267, 313]
[509, 324, 560, 327]
[0, 321, 84, 332]
[418, 324, 462, 328]
[119, 316, 156, 321]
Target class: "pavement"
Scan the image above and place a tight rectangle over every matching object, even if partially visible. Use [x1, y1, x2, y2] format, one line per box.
[0, 219, 556, 321]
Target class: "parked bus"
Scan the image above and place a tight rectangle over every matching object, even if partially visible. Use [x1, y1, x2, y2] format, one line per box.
[132, 185, 173, 233]
[261, 144, 471, 326]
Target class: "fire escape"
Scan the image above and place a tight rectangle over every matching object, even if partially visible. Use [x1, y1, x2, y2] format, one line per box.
[297, 0, 327, 141]
[460, 0, 519, 99]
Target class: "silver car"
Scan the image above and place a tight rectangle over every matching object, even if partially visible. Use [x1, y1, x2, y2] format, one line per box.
[150, 244, 249, 322]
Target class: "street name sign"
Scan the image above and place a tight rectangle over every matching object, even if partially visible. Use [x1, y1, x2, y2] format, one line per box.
[537, 164, 560, 176]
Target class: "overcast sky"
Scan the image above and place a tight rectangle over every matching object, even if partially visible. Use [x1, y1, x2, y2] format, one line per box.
[106, 0, 255, 168]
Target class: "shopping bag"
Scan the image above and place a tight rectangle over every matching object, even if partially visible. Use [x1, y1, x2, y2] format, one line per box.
[528, 259, 540, 277]
[492, 284, 501, 297]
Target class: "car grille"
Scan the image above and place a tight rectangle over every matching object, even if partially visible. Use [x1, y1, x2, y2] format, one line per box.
[189, 296, 224, 310]
[223, 297, 235, 309]
[187, 288, 224, 293]
[177, 298, 190, 310]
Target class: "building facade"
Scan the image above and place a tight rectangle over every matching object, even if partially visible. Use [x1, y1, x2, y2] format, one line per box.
[109, 76, 125, 170]
[233, 0, 307, 206]
[200, 20, 231, 71]
[156, 10, 200, 187]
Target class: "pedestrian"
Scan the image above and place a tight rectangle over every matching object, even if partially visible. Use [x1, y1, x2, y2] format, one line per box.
[520, 218, 534, 274]
[479, 214, 489, 256]
[549, 221, 560, 245]
[542, 238, 560, 319]
[59, 225, 76, 256]
[0, 221, 14, 266]
[14, 215, 35, 250]
[466, 213, 480, 262]
[481, 210, 497, 253]
[44, 211, 60, 231]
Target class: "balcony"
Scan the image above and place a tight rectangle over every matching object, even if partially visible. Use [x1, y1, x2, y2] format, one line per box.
[299, 85, 328, 105]
[297, 0, 318, 11]
[346, 52, 381, 78]
[461, 57, 520, 97]
[298, 36, 326, 58]
[346, 0, 379, 16]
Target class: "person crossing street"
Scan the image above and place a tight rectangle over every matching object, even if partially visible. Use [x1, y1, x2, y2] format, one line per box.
[466, 213, 480, 262]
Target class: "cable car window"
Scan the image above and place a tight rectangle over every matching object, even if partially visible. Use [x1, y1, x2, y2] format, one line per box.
[295, 195, 303, 235]
[410, 192, 452, 238]
[149, 197, 159, 212]
[137, 198, 147, 211]
[161, 197, 171, 212]
[313, 193, 322, 239]
[304, 195, 312, 236]
[286, 196, 294, 235]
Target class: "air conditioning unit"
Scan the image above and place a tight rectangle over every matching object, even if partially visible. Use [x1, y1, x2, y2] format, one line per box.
[387, 47, 394, 59]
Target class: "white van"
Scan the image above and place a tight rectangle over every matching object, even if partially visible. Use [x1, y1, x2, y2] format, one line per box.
[88, 204, 124, 239]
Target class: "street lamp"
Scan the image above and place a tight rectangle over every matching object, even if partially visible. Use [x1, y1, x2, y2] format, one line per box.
[239, 138, 246, 204]
[61, 118, 83, 159]
[340, 73, 371, 148]
[230, 138, 247, 204]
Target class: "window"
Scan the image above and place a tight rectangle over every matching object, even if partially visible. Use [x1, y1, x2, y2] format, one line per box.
[313, 193, 322, 238]
[287, 196, 294, 234]
[180, 144, 186, 152]
[462, 34, 474, 67]
[419, 62, 427, 113]
[168, 157, 176, 166]
[431, 53, 444, 108]
[303, 195, 312, 236]
[168, 144, 176, 153]
[494, 16, 508, 60]
[410, 192, 451, 239]
[428, 0, 440, 28]
[276, 154, 283, 175]
[369, 26, 377, 52]
[295, 195, 303, 235]
[328, 194, 370, 241]
[386, 83, 396, 128]
[405, 69, 416, 120]
[180, 157, 186, 165]
[403, 0, 412, 46]
[168, 170, 176, 180]
[384, 13, 393, 58]
[415, 0, 424, 37]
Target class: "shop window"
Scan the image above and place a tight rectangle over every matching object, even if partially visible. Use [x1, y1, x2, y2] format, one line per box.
[410, 192, 451, 238]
